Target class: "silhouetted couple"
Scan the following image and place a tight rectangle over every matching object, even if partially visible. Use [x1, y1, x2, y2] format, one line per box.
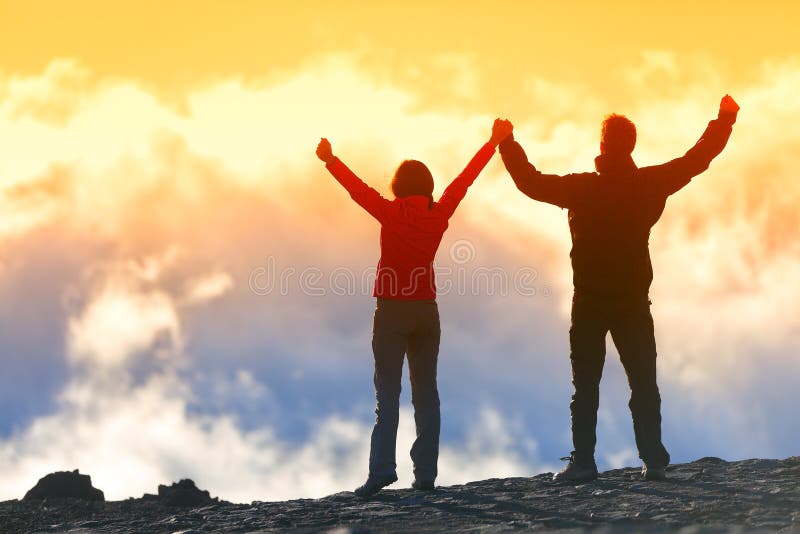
[316, 95, 739, 497]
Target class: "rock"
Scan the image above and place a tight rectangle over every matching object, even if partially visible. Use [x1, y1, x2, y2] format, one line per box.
[4, 457, 800, 532]
[23, 470, 104, 501]
[152, 479, 217, 507]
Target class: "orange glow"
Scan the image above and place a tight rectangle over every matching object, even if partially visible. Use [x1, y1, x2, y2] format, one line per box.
[1, 0, 800, 504]
[0, 0, 798, 387]
[2, 1, 798, 111]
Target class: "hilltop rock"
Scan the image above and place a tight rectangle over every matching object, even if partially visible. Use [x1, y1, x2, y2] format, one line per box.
[3, 457, 800, 532]
[142, 479, 218, 507]
[22, 469, 104, 502]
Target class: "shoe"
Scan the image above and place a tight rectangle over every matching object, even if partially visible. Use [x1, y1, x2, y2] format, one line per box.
[354, 474, 398, 497]
[642, 464, 666, 481]
[553, 455, 598, 483]
[412, 479, 435, 491]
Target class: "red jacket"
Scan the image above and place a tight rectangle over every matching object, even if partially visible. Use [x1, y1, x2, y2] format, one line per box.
[326, 143, 495, 300]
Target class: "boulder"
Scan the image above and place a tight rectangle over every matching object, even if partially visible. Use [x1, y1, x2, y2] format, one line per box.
[23, 469, 104, 501]
[144, 479, 217, 507]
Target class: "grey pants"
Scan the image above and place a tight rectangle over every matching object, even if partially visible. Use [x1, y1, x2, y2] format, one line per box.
[369, 298, 441, 482]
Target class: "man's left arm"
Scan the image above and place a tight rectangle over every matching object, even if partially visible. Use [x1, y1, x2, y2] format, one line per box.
[645, 95, 739, 196]
[499, 134, 574, 208]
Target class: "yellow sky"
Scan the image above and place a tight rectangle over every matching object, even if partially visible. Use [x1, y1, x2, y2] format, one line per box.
[2, 0, 798, 112]
[2, 0, 798, 242]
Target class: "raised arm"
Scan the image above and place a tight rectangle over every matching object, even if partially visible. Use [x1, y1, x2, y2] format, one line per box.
[316, 138, 391, 223]
[498, 133, 574, 209]
[644, 95, 739, 196]
[436, 119, 512, 219]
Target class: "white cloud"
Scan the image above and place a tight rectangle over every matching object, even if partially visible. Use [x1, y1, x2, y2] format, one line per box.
[183, 271, 234, 305]
[0, 370, 537, 502]
[0, 242, 538, 503]
[67, 283, 181, 368]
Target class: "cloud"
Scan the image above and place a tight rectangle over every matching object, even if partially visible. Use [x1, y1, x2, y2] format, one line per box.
[0, 59, 96, 126]
[0, 357, 537, 503]
[1, 253, 541, 502]
[183, 271, 234, 305]
[68, 283, 181, 368]
[1, 53, 800, 505]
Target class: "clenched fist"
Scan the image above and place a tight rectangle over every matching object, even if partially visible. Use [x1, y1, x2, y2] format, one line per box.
[316, 138, 335, 164]
[490, 118, 514, 147]
[720, 95, 740, 114]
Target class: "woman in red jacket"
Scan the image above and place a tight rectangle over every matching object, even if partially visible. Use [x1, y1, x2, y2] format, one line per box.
[316, 118, 513, 497]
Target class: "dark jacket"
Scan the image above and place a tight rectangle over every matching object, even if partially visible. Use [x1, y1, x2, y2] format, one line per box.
[499, 111, 737, 297]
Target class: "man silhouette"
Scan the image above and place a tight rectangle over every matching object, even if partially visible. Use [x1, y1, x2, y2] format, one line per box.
[500, 95, 739, 482]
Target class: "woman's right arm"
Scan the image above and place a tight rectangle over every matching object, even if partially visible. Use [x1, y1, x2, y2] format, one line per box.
[317, 138, 391, 223]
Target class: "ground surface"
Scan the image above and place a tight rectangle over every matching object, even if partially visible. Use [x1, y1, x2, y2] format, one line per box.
[1, 457, 799, 533]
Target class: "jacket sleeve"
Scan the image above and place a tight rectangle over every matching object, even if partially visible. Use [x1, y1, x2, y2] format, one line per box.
[326, 157, 392, 223]
[436, 142, 496, 219]
[498, 135, 573, 209]
[643, 110, 737, 196]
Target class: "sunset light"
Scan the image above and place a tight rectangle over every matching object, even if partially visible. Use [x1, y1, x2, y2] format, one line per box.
[1, 1, 799, 507]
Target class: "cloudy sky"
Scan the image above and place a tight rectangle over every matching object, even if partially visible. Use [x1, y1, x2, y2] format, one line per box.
[1, 1, 799, 503]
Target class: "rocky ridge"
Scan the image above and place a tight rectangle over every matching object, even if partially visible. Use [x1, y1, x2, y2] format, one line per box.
[1, 457, 799, 533]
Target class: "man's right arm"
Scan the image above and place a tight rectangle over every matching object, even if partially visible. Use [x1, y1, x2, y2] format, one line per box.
[499, 135, 573, 208]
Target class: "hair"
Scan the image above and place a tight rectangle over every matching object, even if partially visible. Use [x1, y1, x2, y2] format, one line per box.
[391, 160, 434, 207]
[601, 114, 637, 155]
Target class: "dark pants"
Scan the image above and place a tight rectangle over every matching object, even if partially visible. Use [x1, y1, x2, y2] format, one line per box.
[369, 298, 441, 482]
[569, 293, 670, 467]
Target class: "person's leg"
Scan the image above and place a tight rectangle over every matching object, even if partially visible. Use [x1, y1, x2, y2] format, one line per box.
[609, 299, 670, 471]
[406, 301, 441, 485]
[568, 295, 609, 466]
[368, 300, 409, 481]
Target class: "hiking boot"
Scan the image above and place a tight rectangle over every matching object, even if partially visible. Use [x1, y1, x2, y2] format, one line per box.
[553, 456, 598, 483]
[354, 474, 398, 497]
[642, 464, 666, 481]
[412, 479, 435, 492]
